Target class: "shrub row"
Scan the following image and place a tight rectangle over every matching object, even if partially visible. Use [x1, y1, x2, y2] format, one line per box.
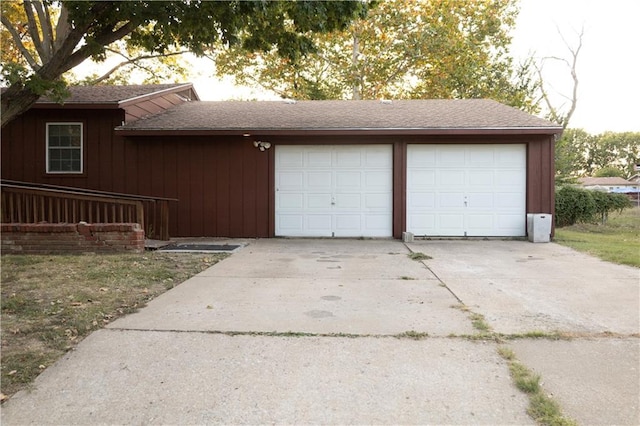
[555, 186, 632, 227]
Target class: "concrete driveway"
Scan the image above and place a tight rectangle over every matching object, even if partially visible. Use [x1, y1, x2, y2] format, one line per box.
[2, 239, 638, 425]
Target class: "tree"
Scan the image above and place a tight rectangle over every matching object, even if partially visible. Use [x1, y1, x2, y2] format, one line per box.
[534, 27, 584, 129]
[1, 0, 369, 127]
[212, 0, 539, 112]
[593, 166, 625, 178]
[555, 129, 640, 179]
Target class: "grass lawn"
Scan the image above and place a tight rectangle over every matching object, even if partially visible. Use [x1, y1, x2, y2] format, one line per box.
[554, 207, 640, 268]
[0, 251, 228, 401]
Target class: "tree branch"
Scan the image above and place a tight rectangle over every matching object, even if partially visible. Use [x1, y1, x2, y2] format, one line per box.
[88, 48, 190, 84]
[0, 13, 40, 69]
[31, 0, 53, 60]
[62, 21, 136, 74]
[22, 1, 46, 62]
[54, 4, 70, 50]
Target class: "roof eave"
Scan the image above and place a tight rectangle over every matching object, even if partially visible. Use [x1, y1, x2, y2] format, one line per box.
[116, 126, 564, 137]
[32, 102, 121, 110]
[117, 83, 198, 107]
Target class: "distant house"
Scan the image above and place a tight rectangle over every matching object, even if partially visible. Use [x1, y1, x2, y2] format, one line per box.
[578, 177, 639, 193]
[1, 83, 562, 239]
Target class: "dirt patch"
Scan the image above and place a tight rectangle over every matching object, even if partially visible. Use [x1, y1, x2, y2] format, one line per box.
[0, 251, 228, 401]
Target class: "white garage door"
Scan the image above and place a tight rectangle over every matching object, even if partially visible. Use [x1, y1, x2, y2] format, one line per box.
[276, 145, 393, 237]
[407, 144, 526, 237]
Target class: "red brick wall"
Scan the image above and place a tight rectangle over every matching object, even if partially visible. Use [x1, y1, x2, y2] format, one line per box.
[1, 223, 144, 254]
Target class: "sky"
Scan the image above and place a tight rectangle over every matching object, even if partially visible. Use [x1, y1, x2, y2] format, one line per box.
[508, 0, 640, 133]
[72, 0, 639, 134]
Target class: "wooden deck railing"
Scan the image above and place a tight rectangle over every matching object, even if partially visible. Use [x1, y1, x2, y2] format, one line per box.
[1, 180, 176, 240]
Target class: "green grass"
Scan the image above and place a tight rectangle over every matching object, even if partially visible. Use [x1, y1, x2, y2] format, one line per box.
[1, 251, 228, 401]
[554, 207, 640, 267]
[407, 252, 433, 261]
[498, 347, 577, 426]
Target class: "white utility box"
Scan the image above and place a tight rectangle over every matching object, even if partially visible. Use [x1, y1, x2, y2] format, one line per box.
[527, 213, 552, 243]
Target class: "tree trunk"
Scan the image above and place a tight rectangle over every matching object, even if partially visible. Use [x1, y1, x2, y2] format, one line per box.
[1, 86, 41, 128]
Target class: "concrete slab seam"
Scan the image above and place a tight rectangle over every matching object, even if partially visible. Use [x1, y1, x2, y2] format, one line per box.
[403, 242, 464, 304]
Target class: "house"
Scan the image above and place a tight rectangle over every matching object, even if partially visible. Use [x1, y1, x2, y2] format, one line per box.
[578, 177, 639, 193]
[1, 83, 562, 239]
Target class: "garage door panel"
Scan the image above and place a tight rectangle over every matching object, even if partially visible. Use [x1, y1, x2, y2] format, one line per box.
[279, 151, 304, 168]
[409, 170, 435, 186]
[307, 194, 332, 209]
[335, 193, 361, 209]
[276, 145, 392, 237]
[365, 170, 392, 188]
[440, 170, 465, 185]
[277, 215, 303, 231]
[439, 192, 464, 208]
[468, 150, 494, 166]
[467, 214, 494, 231]
[409, 192, 436, 208]
[336, 171, 361, 188]
[278, 171, 304, 189]
[495, 170, 524, 185]
[496, 146, 525, 164]
[365, 193, 392, 209]
[468, 170, 494, 186]
[409, 213, 435, 230]
[307, 150, 332, 168]
[335, 215, 361, 230]
[496, 193, 523, 208]
[468, 193, 493, 209]
[366, 148, 393, 167]
[307, 215, 332, 232]
[439, 214, 464, 232]
[497, 214, 523, 230]
[408, 147, 436, 167]
[407, 144, 525, 237]
[438, 146, 466, 165]
[366, 214, 393, 230]
[278, 193, 304, 209]
[307, 171, 332, 188]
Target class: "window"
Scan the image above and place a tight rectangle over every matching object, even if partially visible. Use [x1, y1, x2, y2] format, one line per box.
[46, 123, 83, 173]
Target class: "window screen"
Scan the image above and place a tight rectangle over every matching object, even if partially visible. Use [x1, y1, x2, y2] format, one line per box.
[47, 123, 82, 173]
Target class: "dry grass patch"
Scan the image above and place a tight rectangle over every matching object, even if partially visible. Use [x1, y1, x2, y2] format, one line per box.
[1, 251, 228, 401]
[554, 207, 639, 267]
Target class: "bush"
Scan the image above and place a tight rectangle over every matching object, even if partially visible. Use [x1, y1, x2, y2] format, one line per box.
[555, 186, 596, 227]
[555, 186, 632, 227]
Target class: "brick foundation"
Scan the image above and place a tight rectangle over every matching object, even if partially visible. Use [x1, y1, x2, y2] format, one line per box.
[1, 222, 145, 254]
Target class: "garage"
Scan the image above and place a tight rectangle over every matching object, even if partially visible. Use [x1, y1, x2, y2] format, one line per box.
[406, 144, 526, 237]
[276, 145, 393, 237]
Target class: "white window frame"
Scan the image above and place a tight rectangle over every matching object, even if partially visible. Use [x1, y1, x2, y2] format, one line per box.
[46, 122, 83, 174]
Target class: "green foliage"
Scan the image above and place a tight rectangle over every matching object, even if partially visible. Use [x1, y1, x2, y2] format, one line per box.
[214, 0, 538, 111]
[556, 129, 640, 179]
[2, 0, 369, 127]
[555, 186, 596, 227]
[555, 186, 632, 227]
[593, 166, 625, 177]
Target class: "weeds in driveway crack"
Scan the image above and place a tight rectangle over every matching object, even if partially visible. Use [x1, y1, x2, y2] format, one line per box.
[498, 347, 577, 426]
[407, 252, 433, 261]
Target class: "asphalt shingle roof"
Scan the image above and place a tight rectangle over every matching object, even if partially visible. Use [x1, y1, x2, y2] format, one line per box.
[117, 99, 561, 134]
[579, 177, 634, 186]
[35, 84, 192, 104]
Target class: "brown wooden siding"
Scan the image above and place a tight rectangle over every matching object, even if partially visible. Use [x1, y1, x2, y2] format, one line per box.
[2, 109, 556, 238]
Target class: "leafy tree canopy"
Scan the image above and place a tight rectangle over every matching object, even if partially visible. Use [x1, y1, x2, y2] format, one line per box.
[1, 0, 369, 127]
[212, 0, 538, 112]
[555, 129, 640, 179]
